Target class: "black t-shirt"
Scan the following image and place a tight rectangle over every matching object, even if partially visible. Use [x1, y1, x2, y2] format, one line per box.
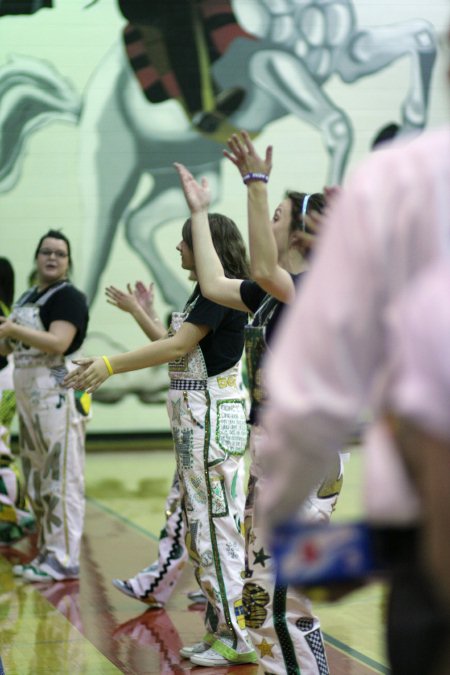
[23, 282, 89, 355]
[240, 280, 290, 345]
[185, 287, 247, 377]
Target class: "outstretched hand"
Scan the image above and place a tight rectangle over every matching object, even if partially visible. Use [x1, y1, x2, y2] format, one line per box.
[0, 316, 15, 338]
[174, 162, 211, 213]
[224, 130, 272, 179]
[63, 356, 110, 394]
[105, 284, 140, 314]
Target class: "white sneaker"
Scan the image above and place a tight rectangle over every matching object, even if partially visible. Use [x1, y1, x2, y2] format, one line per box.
[190, 647, 234, 667]
[190, 647, 257, 667]
[179, 642, 209, 659]
[12, 557, 40, 577]
[22, 564, 54, 583]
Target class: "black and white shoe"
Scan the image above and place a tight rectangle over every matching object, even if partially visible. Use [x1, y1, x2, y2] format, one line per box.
[111, 579, 163, 608]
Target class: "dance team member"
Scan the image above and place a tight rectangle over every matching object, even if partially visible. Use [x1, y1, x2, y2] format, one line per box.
[174, 129, 342, 675]
[105, 280, 191, 608]
[65, 215, 257, 667]
[0, 231, 90, 582]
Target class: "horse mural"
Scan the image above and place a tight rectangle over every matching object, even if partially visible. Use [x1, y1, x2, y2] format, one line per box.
[0, 0, 437, 312]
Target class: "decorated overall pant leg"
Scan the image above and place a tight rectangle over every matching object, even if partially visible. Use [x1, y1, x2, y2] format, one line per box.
[0, 357, 15, 459]
[243, 426, 343, 675]
[0, 357, 35, 543]
[128, 470, 188, 604]
[14, 365, 87, 579]
[168, 368, 256, 663]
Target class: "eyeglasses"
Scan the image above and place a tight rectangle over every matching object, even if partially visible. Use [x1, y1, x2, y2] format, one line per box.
[38, 249, 68, 259]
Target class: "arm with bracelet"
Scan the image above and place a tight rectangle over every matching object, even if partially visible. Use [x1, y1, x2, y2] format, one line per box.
[224, 131, 297, 304]
[63, 319, 209, 394]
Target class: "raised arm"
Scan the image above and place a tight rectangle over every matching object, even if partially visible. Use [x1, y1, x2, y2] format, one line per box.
[64, 320, 210, 393]
[224, 131, 295, 304]
[174, 163, 248, 312]
[105, 282, 166, 341]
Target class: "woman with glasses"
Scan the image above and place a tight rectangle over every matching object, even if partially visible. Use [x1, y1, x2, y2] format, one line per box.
[0, 230, 90, 582]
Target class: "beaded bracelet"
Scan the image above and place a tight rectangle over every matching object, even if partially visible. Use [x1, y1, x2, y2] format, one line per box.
[243, 172, 269, 185]
[102, 355, 114, 376]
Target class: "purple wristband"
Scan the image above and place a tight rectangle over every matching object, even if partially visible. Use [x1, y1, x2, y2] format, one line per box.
[243, 172, 269, 185]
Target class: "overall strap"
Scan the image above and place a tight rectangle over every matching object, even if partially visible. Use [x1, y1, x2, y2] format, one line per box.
[35, 281, 70, 307]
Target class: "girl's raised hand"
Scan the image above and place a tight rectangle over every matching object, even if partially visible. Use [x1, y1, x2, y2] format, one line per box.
[224, 130, 273, 179]
[134, 281, 155, 316]
[174, 162, 211, 213]
[105, 284, 139, 314]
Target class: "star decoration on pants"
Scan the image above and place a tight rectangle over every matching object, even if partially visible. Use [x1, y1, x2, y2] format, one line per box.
[257, 638, 274, 657]
[253, 547, 271, 567]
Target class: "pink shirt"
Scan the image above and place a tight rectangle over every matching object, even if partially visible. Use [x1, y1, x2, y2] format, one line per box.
[260, 126, 450, 527]
[386, 261, 450, 441]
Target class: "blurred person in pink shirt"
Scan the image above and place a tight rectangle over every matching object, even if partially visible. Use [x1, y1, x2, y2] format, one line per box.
[259, 79, 450, 675]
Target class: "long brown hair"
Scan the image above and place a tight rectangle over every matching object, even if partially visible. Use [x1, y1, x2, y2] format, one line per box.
[182, 213, 249, 280]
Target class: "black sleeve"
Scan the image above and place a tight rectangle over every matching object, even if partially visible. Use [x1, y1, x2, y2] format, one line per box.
[240, 280, 266, 315]
[40, 286, 88, 334]
[185, 293, 228, 334]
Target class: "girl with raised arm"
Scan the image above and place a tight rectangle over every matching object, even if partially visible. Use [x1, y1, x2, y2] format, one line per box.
[65, 215, 257, 667]
[174, 131, 343, 675]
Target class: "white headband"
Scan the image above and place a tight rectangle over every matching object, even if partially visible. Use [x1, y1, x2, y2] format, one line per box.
[301, 194, 311, 231]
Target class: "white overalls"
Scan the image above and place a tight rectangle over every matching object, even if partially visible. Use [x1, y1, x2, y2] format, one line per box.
[244, 295, 343, 675]
[11, 283, 90, 579]
[166, 299, 256, 663]
[126, 364, 250, 607]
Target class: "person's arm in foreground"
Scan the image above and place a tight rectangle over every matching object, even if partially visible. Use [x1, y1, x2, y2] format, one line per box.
[0, 316, 76, 355]
[224, 131, 295, 303]
[105, 282, 166, 341]
[388, 416, 450, 607]
[174, 163, 248, 311]
[64, 320, 209, 393]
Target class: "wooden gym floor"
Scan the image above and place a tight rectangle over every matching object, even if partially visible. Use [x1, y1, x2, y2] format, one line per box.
[0, 447, 388, 674]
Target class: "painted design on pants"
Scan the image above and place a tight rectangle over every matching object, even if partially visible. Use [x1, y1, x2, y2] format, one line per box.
[0, 358, 35, 542]
[243, 582, 270, 629]
[128, 472, 188, 605]
[216, 399, 248, 455]
[14, 366, 87, 580]
[243, 426, 339, 674]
